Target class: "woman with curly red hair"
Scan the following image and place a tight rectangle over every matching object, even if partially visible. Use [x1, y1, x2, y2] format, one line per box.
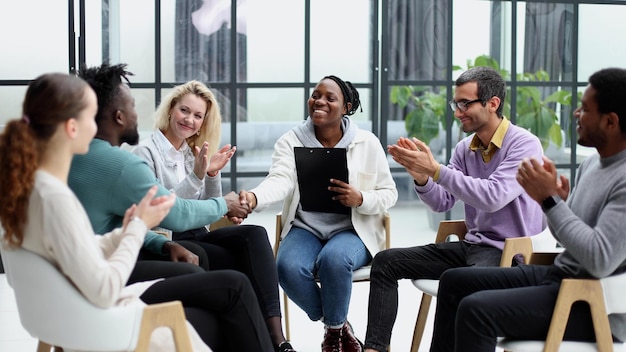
[0, 72, 274, 351]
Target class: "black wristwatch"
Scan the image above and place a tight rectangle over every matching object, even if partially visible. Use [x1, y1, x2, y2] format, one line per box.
[541, 195, 559, 211]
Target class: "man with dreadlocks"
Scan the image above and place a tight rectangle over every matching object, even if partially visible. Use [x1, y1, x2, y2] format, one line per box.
[363, 66, 545, 352]
[240, 75, 398, 352]
[69, 63, 252, 282]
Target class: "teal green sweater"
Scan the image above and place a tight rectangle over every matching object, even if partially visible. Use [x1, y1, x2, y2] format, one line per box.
[69, 139, 227, 254]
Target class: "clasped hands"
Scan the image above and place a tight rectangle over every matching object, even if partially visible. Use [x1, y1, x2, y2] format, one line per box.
[236, 180, 364, 212]
[223, 191, 252, 225]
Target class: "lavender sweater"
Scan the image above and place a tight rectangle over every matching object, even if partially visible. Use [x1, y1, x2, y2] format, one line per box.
[415, 123, 545, 249]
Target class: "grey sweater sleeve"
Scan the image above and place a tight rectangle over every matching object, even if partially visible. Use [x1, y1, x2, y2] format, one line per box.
[549, 151, 626, 279]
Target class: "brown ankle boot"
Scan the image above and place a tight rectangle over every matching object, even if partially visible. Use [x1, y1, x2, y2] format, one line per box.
[321, 325, 342, 352]
[341, 321, 363, 352]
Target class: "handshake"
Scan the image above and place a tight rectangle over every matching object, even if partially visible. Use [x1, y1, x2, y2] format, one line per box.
[222, 190, 256, 225]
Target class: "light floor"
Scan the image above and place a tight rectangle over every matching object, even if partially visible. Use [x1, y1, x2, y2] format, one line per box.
[0, 201, 501, 352]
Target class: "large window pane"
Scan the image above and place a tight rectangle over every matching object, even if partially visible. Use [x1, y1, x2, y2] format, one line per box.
[246, 88, 303, 123]
[453, 0, 511, 75]
[247, 0, 305, 83]
[85, 0, 104, 66]
[225, 118, 297, 174]
[517, 2, 575, 82]
[0, 86, 29, 126]
[170, 0, 243, 83]
[133, 88, 157, 134]
[0, 0, 69, 79]
[105, 0, 155, 82]
[579, 4, 626, 81]
[160, 0, 177, 82]
[232, 88, 302, 174]
[311, 0, 373, 82]
[388, 1, 449, 81]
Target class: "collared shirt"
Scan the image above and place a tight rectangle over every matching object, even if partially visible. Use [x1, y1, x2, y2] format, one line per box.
[153, 129, 188, 182]
[469, 117, 510, 163]
[432, 117, 510, 182]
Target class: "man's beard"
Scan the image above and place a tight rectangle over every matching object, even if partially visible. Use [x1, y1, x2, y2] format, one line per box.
[121, 129, 140, 145]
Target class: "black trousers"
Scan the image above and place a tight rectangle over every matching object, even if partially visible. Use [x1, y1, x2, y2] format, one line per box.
[173, 225, 282, 319]
[431, 265, 599, 352]
[140, 270, 274, 352]
[365, 241, 503, 351]
[127, 240, 209, 284]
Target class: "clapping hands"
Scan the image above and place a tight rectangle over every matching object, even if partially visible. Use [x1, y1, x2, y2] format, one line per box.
[193, 142, 236, 179]
[516, 156, 570, 203]
[388, 137, 440, 185]
[208, 144, 236, 177]
[122, 186, 176, 231]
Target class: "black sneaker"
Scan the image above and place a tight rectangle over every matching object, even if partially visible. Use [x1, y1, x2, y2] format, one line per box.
[276, 340, 297, 352]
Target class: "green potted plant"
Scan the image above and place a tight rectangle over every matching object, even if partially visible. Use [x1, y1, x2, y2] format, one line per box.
[467, 55, 571, 150]
[390, 55, 573, 230]
[390, 55, 572, 150]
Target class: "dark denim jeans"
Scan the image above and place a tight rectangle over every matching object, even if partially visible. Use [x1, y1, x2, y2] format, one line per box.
[364, 241, 503, 351]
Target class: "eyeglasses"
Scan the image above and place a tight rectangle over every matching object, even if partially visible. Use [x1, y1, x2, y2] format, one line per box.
[449, 98, 484, 112]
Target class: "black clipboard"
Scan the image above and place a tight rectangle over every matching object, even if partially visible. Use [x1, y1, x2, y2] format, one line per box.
[294, 147, 350, 214]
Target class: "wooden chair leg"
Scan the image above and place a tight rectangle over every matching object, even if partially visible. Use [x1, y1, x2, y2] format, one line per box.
[135, 301, 193, 352]
[36, 341, 53, 352]
[543, 279, 611, 352]
[410, 293, 433, 352]
[283, 291, 291, 341]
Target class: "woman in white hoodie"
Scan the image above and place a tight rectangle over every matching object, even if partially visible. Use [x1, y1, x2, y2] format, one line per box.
[241, 75, 398, 352]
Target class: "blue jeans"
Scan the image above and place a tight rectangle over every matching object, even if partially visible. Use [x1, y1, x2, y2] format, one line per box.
[276, 226, 372, 326]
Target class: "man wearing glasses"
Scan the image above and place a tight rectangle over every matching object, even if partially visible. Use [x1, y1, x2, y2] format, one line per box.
[362, 66, 545, 352]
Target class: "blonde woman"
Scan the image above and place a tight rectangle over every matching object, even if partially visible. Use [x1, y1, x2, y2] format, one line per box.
[132, 80, 295, 352]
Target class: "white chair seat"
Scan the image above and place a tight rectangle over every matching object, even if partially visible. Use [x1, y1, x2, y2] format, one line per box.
[1, 247, 194, 352]
[412, 279, 439, 296]
[352, 266, 372, 281]
[2, 247, 145, 351]
[498, 338, 624, 351]
[314, 265, 372, 282]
